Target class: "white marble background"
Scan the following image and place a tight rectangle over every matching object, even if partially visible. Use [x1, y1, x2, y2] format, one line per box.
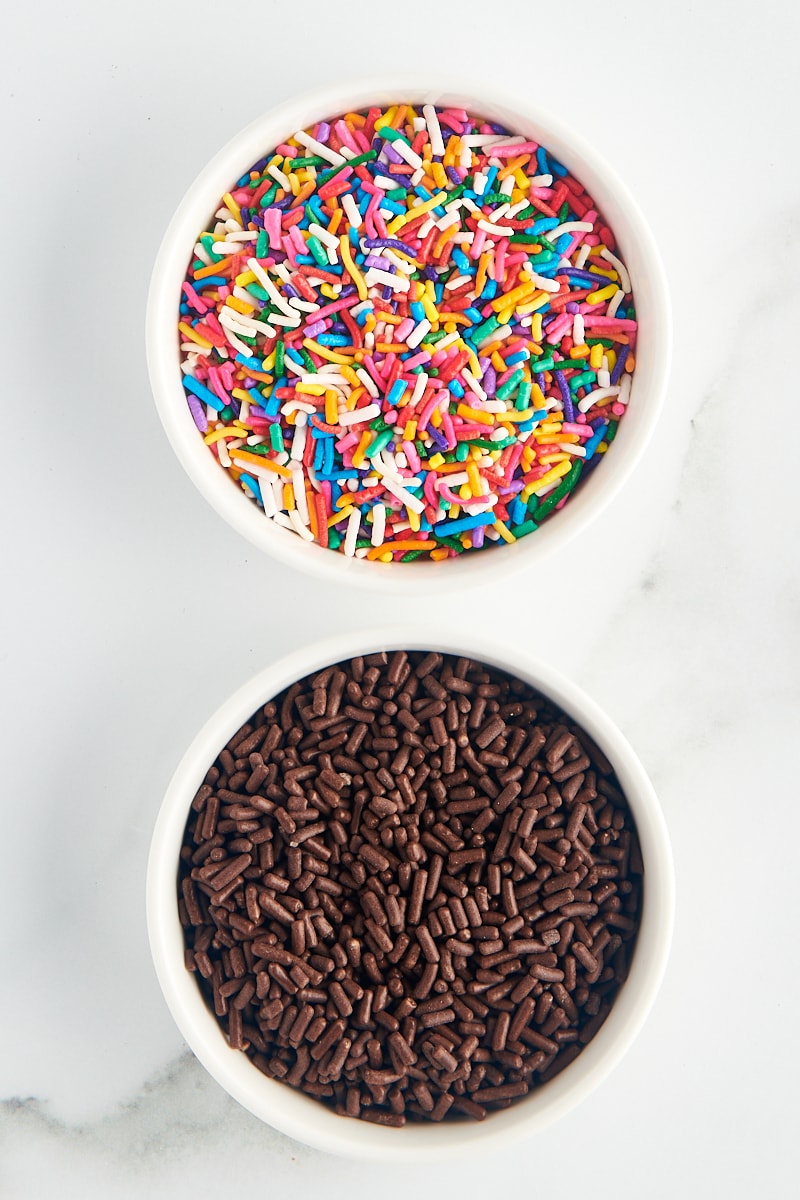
[2, 1, 798, 1195]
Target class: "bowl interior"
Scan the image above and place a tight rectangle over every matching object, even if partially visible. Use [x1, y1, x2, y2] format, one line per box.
[146, 79, 671, 592]
[146, 628, 674, 1160]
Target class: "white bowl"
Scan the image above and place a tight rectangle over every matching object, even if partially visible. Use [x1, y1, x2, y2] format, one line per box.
[146, 78, 671, 594]
[146, 627, 674, 1160]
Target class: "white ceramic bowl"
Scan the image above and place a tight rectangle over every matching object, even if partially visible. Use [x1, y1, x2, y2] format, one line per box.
[146, 78, 671, 594]
[147, 627, 674, 1160]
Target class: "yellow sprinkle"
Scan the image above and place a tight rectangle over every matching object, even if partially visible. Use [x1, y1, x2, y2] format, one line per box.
[224, 295, 254, 316]
[403, 419, 417, 441]
[494, 520, 516, 544]
[449, 503, 461, 520]
[203, 427, 244, 444]
[466, 463, 482, 495]
[329, 505, 354, 527]
[491, 351, 506, 374]
[491, 282, 536, 313]
[590, 343, 604, 370]
[458, 484, 472, 501]
[513, 168, 530, 190]
[387, 191, 448, 233]
[475, 253, 491, 296]
[296, 383, 327, 395]
[498, 408, 537, 424]
[540, 452, 571, 464]
[586, 284, 617, 306]
[351, 430, 372, 469]
[339, 235, 368, 300]
[319, 283, 339, 300]
[231, 388, 252, 403]
[597, 441, 609, 453]
[457, 403, 494, 427]
[421, 293, 439, 326]
[341, 365, 360, 389]
[178, 322, 213, 348]
[407, 508, 421, 533]
[346, 386, 365, 411]
[303, 338, 353, 365]
[520, 460, 571, 501]
[430, 547, 450, 561]
[325, 389, 339, 425]
[222, 192, 242, 222]
[283, 483, 295, 512]
[606, 349, 618, 373]
[234, 269, 256, 287]
[530, 314, 543, 341]
[431, 161, 448, 189]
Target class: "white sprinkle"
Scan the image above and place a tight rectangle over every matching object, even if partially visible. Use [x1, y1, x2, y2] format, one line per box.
[356, 368, 380, 398]
[284, 357, 305, 378]
[524, 270, 561, 294]
[261, 479, 277, 516]
[309, 222, 340, 249]
[338, 403, 381, 426]
[247, 257, 296, 317]
[267, 311, 302, 328]
[597, 369, 611, 388]
[600, 247, 632, 294]
[288, 297, 320, 312]
[381, 473, 425, 515]
[393, 137, 423, 171]
[372, 174, 397, 191]
[344, 506, 361, 556]
[411, 167, 425, 186]
[461, 368, 487, 401]
[575, 244, 592, 269]
[281, 399, 316, 416]
[180, 342, 211, 356]
[473, 171, 487, 196]
[288, 508, 314, 540]
[410, 372, 428, 406]
[290, 414, 308, 459]
[577, 386, 621, 414]
[294, 129, 346, 166]
[382, 248, 415, 276]
[217, 439, 231, 468]
[478, 218, 515, 237]
[291, 468, 310, 523]
[272, 512, 294, 530]
[477, 324, 511, 349]
[436, 471, 469, 490]
[418, 217, 436, 239]
[406, 319, 431, 350]
[267, 164, 291, 190]
[300, 371, 348, 386]
[530, 174, 553, 187]
[413, 117, 426, 132]
[435, 331, 460, 351]
[193, 241, 213, 266]
[607, 288, 625, 318]
[435, 208, 461, 232]
[341, 193, 362, 230]
[618, 374, 632, 406]
[559, 442, 587, 457]
[364, 267, 410, 292]
[445, 274, 471, 291]
[422, 104, 445, 156]
[370, 503, 386, 546]
[573, 313, 586, 344]
[547, 221, 594, 240]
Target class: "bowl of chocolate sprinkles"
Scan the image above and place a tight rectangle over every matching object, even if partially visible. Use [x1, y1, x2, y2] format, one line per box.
[147, 630, 673, 1159]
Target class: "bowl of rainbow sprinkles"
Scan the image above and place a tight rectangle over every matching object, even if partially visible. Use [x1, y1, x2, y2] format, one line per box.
[146, 80, 671, 592]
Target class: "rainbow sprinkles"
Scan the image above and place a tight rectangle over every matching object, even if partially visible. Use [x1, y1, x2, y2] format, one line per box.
[178, 104, 637, 561]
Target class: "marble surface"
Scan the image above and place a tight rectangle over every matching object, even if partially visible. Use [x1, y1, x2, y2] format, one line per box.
[3, 1, 798, 1195]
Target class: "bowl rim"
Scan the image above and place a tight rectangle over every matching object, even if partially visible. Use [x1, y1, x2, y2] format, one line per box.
[145, 75, 672, 594]
[146, 626, 675, 1160]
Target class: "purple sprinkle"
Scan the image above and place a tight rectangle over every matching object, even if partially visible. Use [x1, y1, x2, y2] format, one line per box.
[610, 344, 629, 386]
[478, 355, 490, 373]
[284, 284, 300, 300]
[554, 371, 575, 421]
[472, 525, 485, 549]
[483, 365, 497, 397]
[566, 301, 579, 314]
[446, 166, 462, 186]
[563, 267, 603, 286]
[186, 392, 208, 432]
[364, 237, 417, 256]
[382, 285, 393, 301]
[305, 320, 327, 338]
[316, 122, 330, 143]
[364, 254, 396, 272]
[382, 142, 404, 165]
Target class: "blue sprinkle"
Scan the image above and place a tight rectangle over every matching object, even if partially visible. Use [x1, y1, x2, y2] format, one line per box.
[448, 380, 465, 398]
[239, 473, 263, 505]
[183, 374, 225, 412]
[235, 353, 264, 371]
[434, 513, 496, 536]
[387, 379, 408, 407]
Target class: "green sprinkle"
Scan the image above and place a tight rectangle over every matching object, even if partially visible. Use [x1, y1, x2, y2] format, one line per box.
[558, 201, 570, 221]
[511, 519, 538, 537]
[255, 230, 268, 258]
[366, 430, 393, 459]
[401, 550, 425, 562]
[570, 370, 596, 391]
[317, 150, 377, 183]
[496, 369, 524, 402]
[585, 337, 615, 348]
[530, 461, 583, 519]
[605, 420, 619, 444]
[269, 425, 284, 453]
[289, 155, 327, 168]
[516, 380, 532, 411]
[274, 340, 285, 375]
[328, 529, 342, 550]
[424, 329, 450, 345]
[455, 443, 470, 462]
[258, 185, 278, 208]
[245, 283, 270, 304]
[534, 355, 555, 372]
[387, 187, 408, 202]
[200, 234, 222, 264]
[219, 406, 233, 421]
[307, 235, 329, 267]
[481, 191, 512, 205]
[471, 315, 500, 344]
[299, 348, 316, 373]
